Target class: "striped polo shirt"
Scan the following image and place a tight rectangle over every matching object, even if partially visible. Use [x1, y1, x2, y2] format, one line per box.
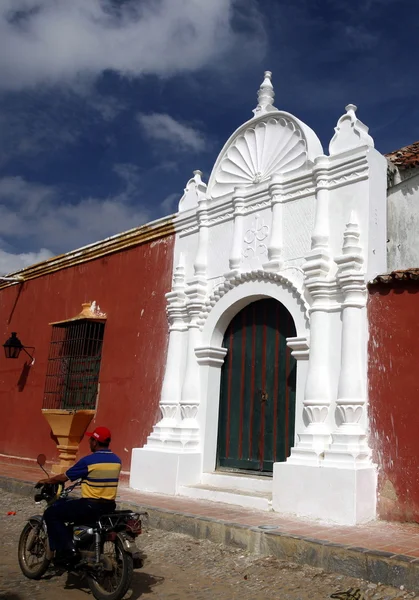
[66, 449, 122, 501]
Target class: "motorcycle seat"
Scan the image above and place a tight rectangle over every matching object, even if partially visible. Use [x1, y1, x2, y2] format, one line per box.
[99, 510, 137, 519]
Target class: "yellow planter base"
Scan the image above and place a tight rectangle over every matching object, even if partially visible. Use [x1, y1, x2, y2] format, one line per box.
[41, 409, 95, 474]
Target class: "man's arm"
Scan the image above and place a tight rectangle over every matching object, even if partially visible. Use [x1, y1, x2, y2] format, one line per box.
[37, 455, 88, 487]
[37, 473, 69, 486]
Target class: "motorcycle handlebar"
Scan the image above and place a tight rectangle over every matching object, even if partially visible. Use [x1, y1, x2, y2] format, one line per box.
[34, 479, 81, 501]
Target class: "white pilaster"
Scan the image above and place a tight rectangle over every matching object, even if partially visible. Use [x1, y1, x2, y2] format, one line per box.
[195, 346, 228, 473]
[263, 176, 284, 272]
[179, 300, 206, 448]
[177, 194, 210, 447]
[226, 188, 246, 278]
[193, 194, 210, 278]
[288, 159, 335, 464]
[324, 212, 371, 467]
[304, 157, 333, 276]
[146, 260, 188, 447]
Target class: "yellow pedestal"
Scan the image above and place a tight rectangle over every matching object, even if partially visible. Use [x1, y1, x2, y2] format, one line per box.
[41, 409, 95, 474]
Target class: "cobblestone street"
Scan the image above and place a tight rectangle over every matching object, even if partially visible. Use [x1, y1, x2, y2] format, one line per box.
[0, 491, 417, 600]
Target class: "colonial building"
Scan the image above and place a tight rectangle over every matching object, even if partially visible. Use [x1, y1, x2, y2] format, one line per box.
[1, 73, 418, 526]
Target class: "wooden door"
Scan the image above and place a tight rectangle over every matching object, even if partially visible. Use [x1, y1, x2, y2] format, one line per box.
[217, 299, 296, 474]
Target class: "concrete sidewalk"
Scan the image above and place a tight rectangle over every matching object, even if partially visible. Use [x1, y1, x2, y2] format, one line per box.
[2, 459, 419, 593]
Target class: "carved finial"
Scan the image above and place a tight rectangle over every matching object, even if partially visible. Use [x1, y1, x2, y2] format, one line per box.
[329, 104, 374, 155]
[342, 211, 362, 256]
[172, 254, 186, 291]
[253, 71, 276, 117]
[178, 170, 207, 212]
[193, 170, 203, 183]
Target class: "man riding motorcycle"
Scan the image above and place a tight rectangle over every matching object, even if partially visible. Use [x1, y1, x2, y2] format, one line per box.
[37, 426, 121, 566]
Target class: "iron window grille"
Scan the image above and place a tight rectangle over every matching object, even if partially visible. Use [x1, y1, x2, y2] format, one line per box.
[43, 320, 105, 411]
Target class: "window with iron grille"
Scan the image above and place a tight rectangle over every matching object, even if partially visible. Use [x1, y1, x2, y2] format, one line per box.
[43, 320, 105, 411]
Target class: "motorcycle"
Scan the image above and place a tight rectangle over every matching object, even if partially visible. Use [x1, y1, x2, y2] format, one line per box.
[18, 453, 147, 600]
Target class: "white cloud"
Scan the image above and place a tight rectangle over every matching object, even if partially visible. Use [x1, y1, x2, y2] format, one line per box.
[0, 248, 54, 276]
[137, 113, 206, 152]
[113, 163, 142, 194]
[344, 25, 378, 50]
[0, 175, 150, 274]
[87, 94, 127, 122]
[160, 192, 180, 215]
[0, 102, 81, 166]
[0, 89, 128, 167]
[0, 0, 265, 91]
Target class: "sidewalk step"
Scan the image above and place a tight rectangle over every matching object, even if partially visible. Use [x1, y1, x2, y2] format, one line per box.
[201, 471, 272, 494]
[179, 483, 272, 511]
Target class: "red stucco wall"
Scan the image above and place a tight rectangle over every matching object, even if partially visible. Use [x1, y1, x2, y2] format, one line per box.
[368, 282, 419, 522]
[0, 235, 175, 470]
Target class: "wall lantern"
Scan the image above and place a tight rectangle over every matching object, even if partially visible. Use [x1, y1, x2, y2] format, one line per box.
[3, 332, 35, 364]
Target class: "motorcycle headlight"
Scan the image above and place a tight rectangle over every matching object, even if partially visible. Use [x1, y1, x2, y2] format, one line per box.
[34, 483, 59, 502]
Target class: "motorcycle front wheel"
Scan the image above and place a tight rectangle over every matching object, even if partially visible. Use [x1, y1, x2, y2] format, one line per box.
[18, 520, 51, 579]
[86, 536, 133, 600]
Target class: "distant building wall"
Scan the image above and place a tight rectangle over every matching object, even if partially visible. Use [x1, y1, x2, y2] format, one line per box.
[368, 276, 419, 522]
[387, 168, 419, 271]
[0, 231, 175, 470]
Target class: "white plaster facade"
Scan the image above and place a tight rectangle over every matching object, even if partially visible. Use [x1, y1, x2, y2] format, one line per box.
[130, 72, 388, 525]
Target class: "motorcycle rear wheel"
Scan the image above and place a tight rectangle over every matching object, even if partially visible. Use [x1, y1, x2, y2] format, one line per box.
[86, 536, 133, 600]
[18, 520, 51, 579]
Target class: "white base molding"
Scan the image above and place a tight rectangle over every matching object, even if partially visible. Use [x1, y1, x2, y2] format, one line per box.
[272, 462, 377, 525]
[179, 483, 272, 511]
[129, 448, 201, 495]
[178, 471, 273, 511]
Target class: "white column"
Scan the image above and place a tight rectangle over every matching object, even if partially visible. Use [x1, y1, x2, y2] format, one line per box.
[226, 188, 245, 278]
[193, 195, 209, 277]
[309, 159, 331, 265]
[177, 194, 210, 448]
[178, 304, 203, 449]
[147, 261, 188, 447]
[264, 177, 283, 271]
[195, 346, 228, 472]
[289, 160, 335, 464]
[324, 214, 370, 466]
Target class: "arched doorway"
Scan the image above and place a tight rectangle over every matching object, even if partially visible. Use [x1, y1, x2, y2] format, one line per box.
[217, 298, 296, 474]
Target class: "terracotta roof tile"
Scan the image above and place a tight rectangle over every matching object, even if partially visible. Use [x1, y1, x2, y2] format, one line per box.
[386, 141, 419, 170]
[370, 268, 419, 285]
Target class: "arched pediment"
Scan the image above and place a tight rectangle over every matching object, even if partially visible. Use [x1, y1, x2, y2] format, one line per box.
[206, 72, 323, 201]
[207, 111, 323, 201]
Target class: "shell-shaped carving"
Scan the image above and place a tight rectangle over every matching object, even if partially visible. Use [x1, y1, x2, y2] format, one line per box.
[211, 117, 308, 199]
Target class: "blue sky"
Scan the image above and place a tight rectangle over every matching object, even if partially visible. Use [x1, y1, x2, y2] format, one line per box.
[0, 0, 418, 274]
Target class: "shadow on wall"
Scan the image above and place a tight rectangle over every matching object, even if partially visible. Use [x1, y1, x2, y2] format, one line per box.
[17, 362, 31, 392]
[7, 282, 24, 325]
[369, 284, 419, 298]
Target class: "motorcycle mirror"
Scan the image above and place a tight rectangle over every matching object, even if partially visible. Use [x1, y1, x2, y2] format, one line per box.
[37, 454, 47, 467]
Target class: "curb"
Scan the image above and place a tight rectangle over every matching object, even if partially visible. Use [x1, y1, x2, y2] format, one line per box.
[3, 476, 419, 592]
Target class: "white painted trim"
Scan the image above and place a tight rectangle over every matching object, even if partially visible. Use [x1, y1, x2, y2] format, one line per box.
[0, 452, 37, 463]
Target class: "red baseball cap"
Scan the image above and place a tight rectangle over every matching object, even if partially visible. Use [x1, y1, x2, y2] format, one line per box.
[85, 426, 111, 443]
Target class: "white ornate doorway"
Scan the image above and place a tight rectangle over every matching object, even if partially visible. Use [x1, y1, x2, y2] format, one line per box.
[130, 71, 387, 524]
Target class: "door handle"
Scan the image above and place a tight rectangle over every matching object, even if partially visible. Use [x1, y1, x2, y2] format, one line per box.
[259, 390, 268, 403]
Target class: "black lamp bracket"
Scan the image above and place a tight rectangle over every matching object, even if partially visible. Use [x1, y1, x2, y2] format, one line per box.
[22, 346, 35, 364]
[22, 346, 35, 365]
